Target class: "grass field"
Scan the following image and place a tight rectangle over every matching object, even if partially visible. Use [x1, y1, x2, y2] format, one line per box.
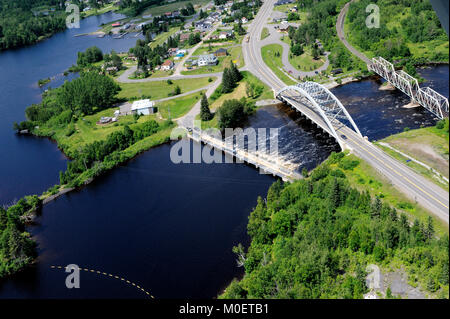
[209, 71, 273, 110]
[142, 0, 210, 16]
[199, 71, 274, 129]
[81, 4, 118, 18]
[158, 90, 205, 119]
[375, 120, 449, 189]
[36, 107, 162, 156]
[117, 77, 214, 100]
[335, 153, 448, 237]
[181, 46, 245, 75]
[261, 27, 270, 40]
[283, 38, 326, 72]
[261, 44, 297, 85]
[149, 26, 180, 49]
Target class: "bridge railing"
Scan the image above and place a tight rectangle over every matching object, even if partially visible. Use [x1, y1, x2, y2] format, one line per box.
[369, 57, 449, 119]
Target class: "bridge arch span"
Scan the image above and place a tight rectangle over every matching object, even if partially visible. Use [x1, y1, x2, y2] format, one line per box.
[276, 82, 363, 149]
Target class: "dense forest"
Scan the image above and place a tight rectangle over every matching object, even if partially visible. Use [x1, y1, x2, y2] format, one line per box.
[221, 152, 449, 299]
[346, 0, 448, 63]
[0, 0, 67, 50]
[287, 0, 366, 72]
[0, 196, 40, 277]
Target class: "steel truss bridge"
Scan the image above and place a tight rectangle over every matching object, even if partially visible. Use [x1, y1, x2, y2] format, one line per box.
[276, 81, 363, 150]
[369, 57, 449, 119]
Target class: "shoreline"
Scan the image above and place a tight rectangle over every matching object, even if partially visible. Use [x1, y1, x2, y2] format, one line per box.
[20, 129, 175, 223]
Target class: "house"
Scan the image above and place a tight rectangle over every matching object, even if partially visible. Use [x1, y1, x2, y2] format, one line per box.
[198, 54, 218, 66]
[111, 22, 121, 27]
[105, 66, 118, 74]
[168, 47, 178, 56]
[131, 99, 157, 115]
[195, 20, 212, 31]
[214, 48, 228, 57]
[161, 60, 174, 71]
[176, 49, 187, 55]
[179, 33, 191, 43]
[278, 25, 290, 33]
[241, 17, 248, 24]
[219, 30, 233, 39]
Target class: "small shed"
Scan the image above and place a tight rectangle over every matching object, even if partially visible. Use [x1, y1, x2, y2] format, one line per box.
[131, 99, 157, 115]
[214, 48, 228, 57]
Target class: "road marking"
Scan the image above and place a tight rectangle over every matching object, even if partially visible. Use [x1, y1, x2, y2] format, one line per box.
[248, 0, 448, 215]
[345, 134, 449, 210]
[50, 265, 155, 299]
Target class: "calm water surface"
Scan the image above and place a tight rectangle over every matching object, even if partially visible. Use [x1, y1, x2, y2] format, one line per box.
[0, 12, 143, 204]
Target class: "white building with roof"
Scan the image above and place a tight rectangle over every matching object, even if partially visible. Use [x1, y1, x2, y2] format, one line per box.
[197, 54, 218, 66]
[131, 99, 156, 115]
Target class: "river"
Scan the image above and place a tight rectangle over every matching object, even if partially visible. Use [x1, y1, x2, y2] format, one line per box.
[0, 12, 143, 205]
[0, 12, 448, 298]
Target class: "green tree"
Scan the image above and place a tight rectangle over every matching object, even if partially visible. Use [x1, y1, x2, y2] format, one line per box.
[200, 94, 212, 121]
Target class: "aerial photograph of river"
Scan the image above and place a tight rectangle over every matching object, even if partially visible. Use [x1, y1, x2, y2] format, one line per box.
[0, 0, 448, 313]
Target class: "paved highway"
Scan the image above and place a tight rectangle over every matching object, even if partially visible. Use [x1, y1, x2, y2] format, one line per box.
[243, 0, 449, 223]
[336, 0, 372, 64]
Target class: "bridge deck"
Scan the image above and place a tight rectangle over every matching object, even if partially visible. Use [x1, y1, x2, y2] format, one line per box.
[187, 130, 302, 182]
[278, 92, 351, 150]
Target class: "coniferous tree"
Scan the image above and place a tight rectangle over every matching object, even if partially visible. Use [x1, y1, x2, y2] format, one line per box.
[221, 68, 234, 93]
[330, 177, 340, 209]
[200, 94, 212, 121]
[230, 62, 242, 83]
[371, 197, 382, 219]
[426, 216, 434, 240]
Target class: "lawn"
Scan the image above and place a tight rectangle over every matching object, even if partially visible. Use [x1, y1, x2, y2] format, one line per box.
[199, 71, 274, 129]
[81, 4, 118, 18]
[36, 107, 161, 155]
[261, 44, 297, 85]
[142, 0, 210, 16]
[149, 26, 180, 49]
[158, 90, 205, 119]
[209, 71, 273, 110]
[192, 43, 237, 56]
[181, 46, 245, 75]
[335, 153, 449, 237]
[283, 38, 326, 72]
[376, 120, 449, 186]
[261, 27, 270, 40]
[117, 77, 214, 101]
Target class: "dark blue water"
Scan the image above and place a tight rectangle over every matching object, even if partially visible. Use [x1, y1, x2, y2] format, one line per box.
[0, 142, 276, 298]
[331, 65, 449, 141]
[0, 12, 143, 205]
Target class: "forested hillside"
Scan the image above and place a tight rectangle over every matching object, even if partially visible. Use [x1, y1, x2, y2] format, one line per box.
[288, 0, 366, 73]
[221, 153, 449, 299]
[0, 0, 67, 50]
[346, 0, 448, 63]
